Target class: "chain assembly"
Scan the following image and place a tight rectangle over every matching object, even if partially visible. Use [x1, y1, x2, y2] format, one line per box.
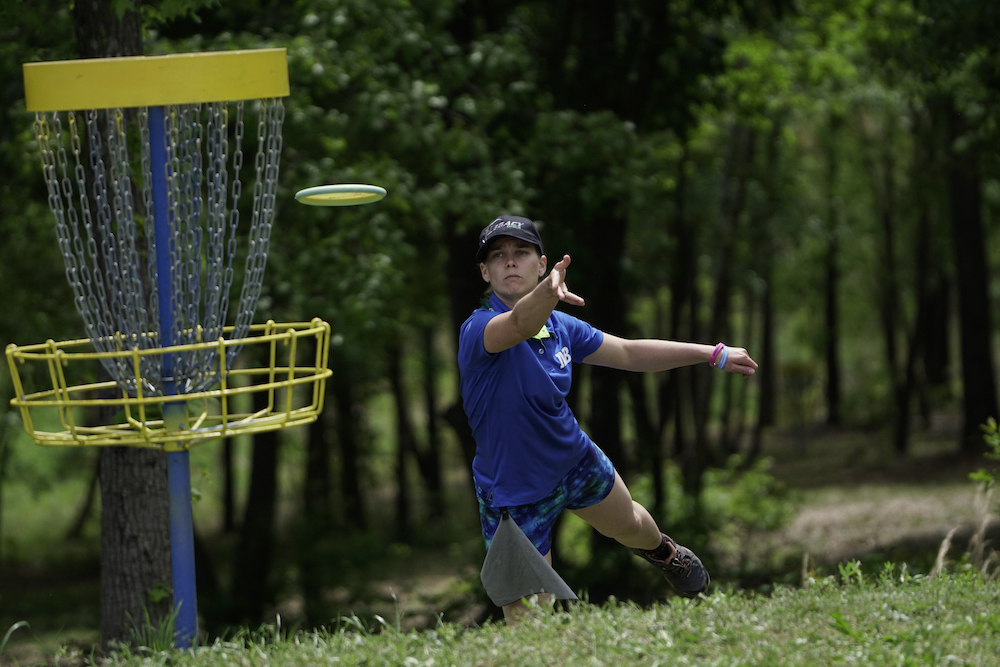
[32, 99, 286, 397]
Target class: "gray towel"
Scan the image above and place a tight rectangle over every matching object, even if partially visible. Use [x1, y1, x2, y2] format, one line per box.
[480, 512, 579, 607]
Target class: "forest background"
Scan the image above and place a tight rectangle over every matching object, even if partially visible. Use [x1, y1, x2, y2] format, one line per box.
[1, 0, 1000, 654]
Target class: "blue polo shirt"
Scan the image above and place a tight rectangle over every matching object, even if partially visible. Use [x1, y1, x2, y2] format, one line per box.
[458, 293, 604, 507]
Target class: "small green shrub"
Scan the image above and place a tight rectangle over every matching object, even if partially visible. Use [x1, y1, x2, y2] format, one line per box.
[966, 419, 1000, 581]
[111, 604, 179, 658]
[972, 417, 1000, 489]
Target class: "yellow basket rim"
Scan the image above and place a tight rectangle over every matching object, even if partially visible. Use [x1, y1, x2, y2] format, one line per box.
[6, 319, 332, 451]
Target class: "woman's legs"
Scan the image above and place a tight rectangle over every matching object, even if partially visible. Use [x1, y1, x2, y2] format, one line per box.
[568, 470, 662, 550]
[571, 468, 710, 595]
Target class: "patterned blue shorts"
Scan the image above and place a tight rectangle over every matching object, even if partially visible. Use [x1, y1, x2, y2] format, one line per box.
[475, 442, 617, 557]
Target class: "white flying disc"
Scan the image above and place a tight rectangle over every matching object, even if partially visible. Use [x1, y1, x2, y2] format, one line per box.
[294, 184, 387, 207]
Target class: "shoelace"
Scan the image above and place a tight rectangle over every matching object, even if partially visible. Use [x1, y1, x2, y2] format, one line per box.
[666, 552, 694, 576]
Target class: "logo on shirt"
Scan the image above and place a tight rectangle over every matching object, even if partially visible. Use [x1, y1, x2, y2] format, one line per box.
[554, 346, 572, 369]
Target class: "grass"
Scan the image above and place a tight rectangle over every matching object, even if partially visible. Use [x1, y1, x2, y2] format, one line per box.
[25, 565, 1000, 666]
[0, 623, 29, 660]
[3, 416, 997, 665]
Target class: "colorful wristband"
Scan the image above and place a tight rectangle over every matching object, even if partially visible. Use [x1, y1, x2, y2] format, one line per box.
[717, 346, 730, 370]
[710, 342, 724, 367]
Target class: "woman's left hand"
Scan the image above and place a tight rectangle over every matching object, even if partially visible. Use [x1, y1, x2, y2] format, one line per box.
[719, 346, 758, 377]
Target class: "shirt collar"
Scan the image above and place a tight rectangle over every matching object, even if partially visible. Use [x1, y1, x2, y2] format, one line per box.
[488, 293, 510, 313]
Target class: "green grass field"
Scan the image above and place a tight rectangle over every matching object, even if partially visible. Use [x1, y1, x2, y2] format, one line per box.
[3, 412, 998, 666]
[9, 565, 997, 666]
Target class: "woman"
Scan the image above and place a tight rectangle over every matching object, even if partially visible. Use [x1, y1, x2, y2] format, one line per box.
[458, 215, 758, 620]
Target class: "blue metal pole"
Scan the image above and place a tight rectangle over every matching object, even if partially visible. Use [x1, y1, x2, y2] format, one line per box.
[149, 105, 199, 649]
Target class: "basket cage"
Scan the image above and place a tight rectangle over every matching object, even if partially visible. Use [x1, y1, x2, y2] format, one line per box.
[6, 319, 332, 450]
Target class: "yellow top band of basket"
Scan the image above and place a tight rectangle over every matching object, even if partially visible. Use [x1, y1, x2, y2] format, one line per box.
[23, 48, 289, 112]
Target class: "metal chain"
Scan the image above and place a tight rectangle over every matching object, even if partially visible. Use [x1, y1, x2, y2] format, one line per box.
[34, 96, 283, 397]
[231, 98, 283, 365]
[204, 101, 228, 345]
[139, 107, 160, 385]
[106, 110, 141, 344]
[111, 109, 156, 388]
[59, 113, 102, 351]
[37, 113, 91, 345]
[222, 101, 245, 355]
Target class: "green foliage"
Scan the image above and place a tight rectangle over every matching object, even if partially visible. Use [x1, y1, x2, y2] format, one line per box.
[703, 457, 797, 533]
[837, 559, 865, 587]
[560, 459, 797, 575]
[982, 417, 1000, 461]
[147, 582, 172, 605]
[111, 0, 220, 25]
[973, 417, 1000, 488]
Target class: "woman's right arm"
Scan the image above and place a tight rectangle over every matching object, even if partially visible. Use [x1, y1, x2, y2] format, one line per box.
[482, 255, 585, 353]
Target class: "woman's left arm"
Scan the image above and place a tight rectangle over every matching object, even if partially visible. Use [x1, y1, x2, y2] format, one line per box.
[582, 334, 758, 377]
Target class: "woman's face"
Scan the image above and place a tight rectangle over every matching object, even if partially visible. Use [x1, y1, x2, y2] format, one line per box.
[479, 236, 547, 306]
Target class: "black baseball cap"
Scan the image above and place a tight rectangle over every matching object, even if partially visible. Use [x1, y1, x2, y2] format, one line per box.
[476, 215, 544, 263]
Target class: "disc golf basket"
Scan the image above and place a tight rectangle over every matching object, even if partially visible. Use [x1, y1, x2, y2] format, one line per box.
[5, 49, 331, 648]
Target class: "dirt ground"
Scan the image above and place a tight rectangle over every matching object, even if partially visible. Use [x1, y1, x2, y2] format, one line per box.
[757, 421, 1000, 574]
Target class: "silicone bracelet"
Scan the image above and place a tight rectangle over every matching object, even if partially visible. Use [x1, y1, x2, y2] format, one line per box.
[718, 346, 730, 370]
[710, 342, 724, 367]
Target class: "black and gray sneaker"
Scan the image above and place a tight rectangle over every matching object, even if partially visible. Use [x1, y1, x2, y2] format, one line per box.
[629, 534, 710, 596]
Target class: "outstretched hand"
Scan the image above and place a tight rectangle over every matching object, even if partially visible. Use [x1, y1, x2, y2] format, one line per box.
[547, 255, 585, 306]
[719, 346, 758, 377]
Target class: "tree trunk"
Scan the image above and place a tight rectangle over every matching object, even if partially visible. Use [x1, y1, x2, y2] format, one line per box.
[299, 400, 331, 626]
[420, 326, 445, 519]
[228, 390, 280, 627]
[304, 406, 332, 531]
[65, 453, 101, 540]
[302, 335, 333, 534]
[666, 141, 699, 494]
[332, 351, 367, 530]
[73, 0, 176, 649]
[387, 342, 413, 542]
[441, 213, 484, 495]
[687, 122, 753, 489]
[624, 371, 664, 516]
[725, 284, 756, 457]
[391, 330, 446, 527]
[823, 114, 843, 426]
[585, 206, 628, 470]
[747, 256, 774, 462]
[916, 103, 952, 398]
[0, 410, 12, 568]
[866, 119, 912, 455]
[99, 447, 172, 648]
[73, 0, 142, 58]
[755, 125, 780, 432]
[221, 439, 236, 533]
[947, 104, 999, 454]
[744, 121, 784, 466]
[920, 267, 952, 388]
[581, 201, 628, 562]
